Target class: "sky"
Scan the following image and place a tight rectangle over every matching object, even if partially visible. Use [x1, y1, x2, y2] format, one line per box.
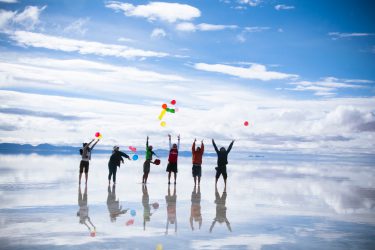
[0, 0, 374, 153]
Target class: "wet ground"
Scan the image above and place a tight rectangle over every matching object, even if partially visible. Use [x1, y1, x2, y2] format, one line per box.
[0, 153, 374, 249]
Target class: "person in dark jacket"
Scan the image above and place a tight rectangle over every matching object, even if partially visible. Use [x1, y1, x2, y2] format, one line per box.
[166, 134, 180, 184]
[212, 139, 234, 187]
[108, 145, 131, 185]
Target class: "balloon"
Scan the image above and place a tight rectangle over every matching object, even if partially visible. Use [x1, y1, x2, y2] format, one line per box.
[132, 154, 139, 160]
[160, 121, 166, 127]
[129, 146, 136, 152]
[126, 219, 134, 226]
[130, 209, 136, 216]
[98, 134, 103, 139]
[156, 244, 163, 250]
[162, 103, 167, 109]
[95, 132, 100, 137]
[166, 108, 175, 113]
[90, 231, 96, 237]
[154, 159, 160, 165]
[244, 121, 249, 126]
[152, 202, 159, 209]
[170, 100, 176, 105]
[158, 109, 166, 120]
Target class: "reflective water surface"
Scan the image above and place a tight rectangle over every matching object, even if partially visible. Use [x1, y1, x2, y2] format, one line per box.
[0, 154, 374, 249]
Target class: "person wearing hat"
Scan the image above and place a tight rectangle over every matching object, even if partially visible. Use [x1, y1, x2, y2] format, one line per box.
[108, 145, 131, 185]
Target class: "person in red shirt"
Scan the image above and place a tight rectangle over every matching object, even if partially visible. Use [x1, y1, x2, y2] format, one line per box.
[166, 134, 180, 184]
[192, 139, 204, 186]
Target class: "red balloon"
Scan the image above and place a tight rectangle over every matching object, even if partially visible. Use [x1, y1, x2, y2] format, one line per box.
[95, 132, 100, 137]
[126, 219, 134, 226]
[170, 100, 176, 105]
[244, 121, 249, 126]
[162, 103, 167, 109]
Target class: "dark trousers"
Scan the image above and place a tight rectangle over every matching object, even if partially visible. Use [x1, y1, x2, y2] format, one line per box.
[108, 164, 118, 183]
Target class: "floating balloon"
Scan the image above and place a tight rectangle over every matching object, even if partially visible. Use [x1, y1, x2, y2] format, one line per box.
[126, 219, 134, 226]
[132, 154, 139, 161]
[130, 209, 136, 216]
[156, 244, 163, 250]
[162, 103, 167, 109]
[244, 121, 249, 126]
[170, 100, 176, 105]
[152, 202, 159, 209]
[160, 121, 166, 127]
[166, 108, 175, 113]
[95, 132, 101, 138]
[129, 146, 136, 152]
[158, 109, 167, 120]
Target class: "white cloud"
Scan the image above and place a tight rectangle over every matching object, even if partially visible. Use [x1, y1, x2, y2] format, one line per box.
[176, 22, 237, 32]
[275, 4, 295, 10]
[105, 1, 200, 23]
[0, 0, 17, 2]
[236, 27, 270, 42]
[9, 30, 169, 59]
[238, 0, 262, 7]
[150, 28, 166, 39]
[194, 63, 298, 81]
[289, 77, 366, 96]
[0, 5, 46, 31]
[117, 37, 135, 43]
[328, 32, 374, 40]
[63, 17, 89, 36]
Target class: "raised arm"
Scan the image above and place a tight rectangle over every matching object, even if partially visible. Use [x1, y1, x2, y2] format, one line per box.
[146, 136, 149, 150]
[84, 139, 95, 150]
[227, 140, 235, 154]
[192, 139, 196, 152]
[212, 139, 219, 153]
[201, 140, 204, 153]
[90, 139, 100, 150]
[177, 134, 180, 150]
[168, 134, 172, 149]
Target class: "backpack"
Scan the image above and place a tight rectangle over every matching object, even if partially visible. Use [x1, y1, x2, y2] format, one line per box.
[168, 148, 178, 163]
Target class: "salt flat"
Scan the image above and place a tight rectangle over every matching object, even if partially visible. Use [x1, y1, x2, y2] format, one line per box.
[0, 153, 374, 249]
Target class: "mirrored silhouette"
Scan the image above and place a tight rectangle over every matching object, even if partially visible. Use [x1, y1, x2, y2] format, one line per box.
[142, 184, 159, 230]
[165, 184, 177, 234]
[190, 185, 202, 231]
[209, 186, 232, 233]
[77, 185, 96, 236]
[107, 184, 128, 222]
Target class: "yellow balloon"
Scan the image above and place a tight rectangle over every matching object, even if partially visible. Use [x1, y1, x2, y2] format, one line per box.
[156, 244, 163, 250]
[160, 121, 166, 127]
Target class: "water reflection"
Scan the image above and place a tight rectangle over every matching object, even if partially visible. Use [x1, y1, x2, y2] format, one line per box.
[190, 185, 202, 231]
[142, 184, 159, 230]
[165, 184, 177, 235]
[107, 184, 128, 222]
[77, 185, 96, 236]
[210, 186, 232, 233]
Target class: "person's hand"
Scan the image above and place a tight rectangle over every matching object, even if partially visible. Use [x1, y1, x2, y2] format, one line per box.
[121, 159, 124, 163]
[194, 138, 196, 142]
[178, 134, 180, 140]
[201, 139, 204, 143]
[168, 134, 171, 139]
[147, 136, 149, 140]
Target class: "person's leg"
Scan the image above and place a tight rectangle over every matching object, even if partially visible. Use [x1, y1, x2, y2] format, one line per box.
[113, 167, 117, 184]
[168, 171, 171, 184]
[84, 163, 89, 184]
[142, 173, 145, 183]
[194, 176, 196, 186]
[174, 172, 177, 184]
[198, 166, 201, 186]
[79, 161, 84, 184]
[79, 173, 82, 184]
[108, 166, 112, 185]
[144, 172, 149, 183]
[198, 176, 201, 185]
[215, 170, 221, 187]
[223, 171, 227, 188]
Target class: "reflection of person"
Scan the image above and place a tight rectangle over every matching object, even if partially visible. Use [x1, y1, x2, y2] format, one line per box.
[108, 146, 131, 185]
[165, 184, 177, 234]
[209, 185, 232, 233]
[212, 139, 234, 187]
[190, 185, 202, 231]
[107, 184, 127, 222]
[192, 139, 204, 186]
[79, 138, 100, 184]
[166, 134, 180, 184]
[143, 136, 158, 184]
[77, 185, 96, 236]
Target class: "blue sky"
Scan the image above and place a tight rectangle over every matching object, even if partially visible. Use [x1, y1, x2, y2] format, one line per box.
[0, 0, 374, 152]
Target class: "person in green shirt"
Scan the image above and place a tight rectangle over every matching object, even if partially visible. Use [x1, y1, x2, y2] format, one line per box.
[142, 136, 158, 184]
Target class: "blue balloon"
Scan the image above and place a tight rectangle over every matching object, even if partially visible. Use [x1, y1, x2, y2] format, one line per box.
[130, 209, 136, 217]
[132, 154, 138, 160]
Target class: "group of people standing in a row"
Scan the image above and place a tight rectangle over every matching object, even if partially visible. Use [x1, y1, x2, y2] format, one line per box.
[79, 134, 235, 187]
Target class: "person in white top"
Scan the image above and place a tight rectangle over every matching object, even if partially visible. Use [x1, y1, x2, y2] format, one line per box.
[79, 138, 100, 184]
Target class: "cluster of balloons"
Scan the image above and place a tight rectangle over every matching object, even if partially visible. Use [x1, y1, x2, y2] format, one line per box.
[158, 100, 178, 127]
[128, 146, 139, 160]
[95, 132, 103, 139]
[125, 209, 137, 226]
